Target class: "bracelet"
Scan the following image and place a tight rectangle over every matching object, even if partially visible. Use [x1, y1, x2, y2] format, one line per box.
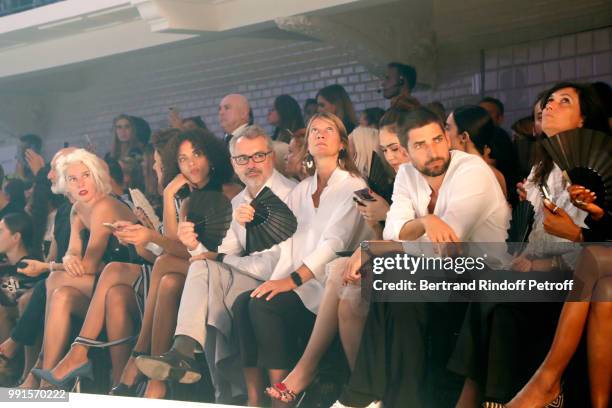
[216, 253, 226, 263]
[290, 271, 303, 287]
[49, 261, 55, 273]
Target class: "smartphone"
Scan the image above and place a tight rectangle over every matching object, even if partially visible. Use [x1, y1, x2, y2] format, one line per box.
[354, 188, 376, 202]
[352, 196, 365, 207]
[103, 222, 118, 231]
[16, 261, 28, 269]
[539, 184, 552, 202]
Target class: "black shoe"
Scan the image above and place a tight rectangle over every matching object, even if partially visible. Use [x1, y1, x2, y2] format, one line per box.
[135, 349, 201, 384]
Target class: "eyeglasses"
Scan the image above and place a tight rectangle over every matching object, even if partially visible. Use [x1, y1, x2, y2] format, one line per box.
[232, 151, 272, 165]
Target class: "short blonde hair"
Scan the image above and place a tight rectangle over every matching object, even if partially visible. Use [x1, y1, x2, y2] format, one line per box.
[56, 148, 112, 196]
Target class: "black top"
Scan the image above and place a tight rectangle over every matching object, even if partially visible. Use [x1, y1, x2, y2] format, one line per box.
[54, 199, 72, 262]
[0, 200, 25, 220]
[582, 211, 612, 242]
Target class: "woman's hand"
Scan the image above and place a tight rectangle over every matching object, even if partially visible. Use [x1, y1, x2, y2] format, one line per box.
[356, 190, 389, 226]
[511, 254, 532, 272]
[113, 222, 153, 247]
[516, 179, 527, 201]
[234, 203, 255, 226]
[164, 174, 190, 198]
[251, 277, 296, 301]
[17, 259, 48, 277]
[168, 108, 184, 130]
[567, 185, 605, 220]
[343, 249, 364, 285]
[62, 254, 85, 277]
[543, 200, 582, 242]
[177, 220, 199, 251]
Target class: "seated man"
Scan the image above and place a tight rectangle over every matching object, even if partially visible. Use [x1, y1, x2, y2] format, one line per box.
[335, 107, 510, 408]
[135, 125, 296, 403]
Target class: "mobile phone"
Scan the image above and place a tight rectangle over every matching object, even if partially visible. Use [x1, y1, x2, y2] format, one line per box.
[16, 261, 28, 269]
[103, 222, 117, 231]
[539, 184, 552, 202]
[354, 188, 376, 202]
[352, 196, 366, 207]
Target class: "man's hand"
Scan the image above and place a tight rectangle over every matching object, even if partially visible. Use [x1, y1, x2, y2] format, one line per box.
[177, 220, 199, 250]
[234, 203, 255, 226]
[25, 149, 45, 176]
[422, 215, 460, 243]
[251, 277, 296, 301]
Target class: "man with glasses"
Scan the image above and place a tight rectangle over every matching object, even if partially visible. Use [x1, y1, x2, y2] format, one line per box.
[135, 125, 296, 404]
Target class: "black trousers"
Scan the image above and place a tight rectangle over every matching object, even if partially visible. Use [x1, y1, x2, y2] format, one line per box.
[340, 302, 466, 408]
[11, 279, 46, 346]
[232, 290, 316, 370]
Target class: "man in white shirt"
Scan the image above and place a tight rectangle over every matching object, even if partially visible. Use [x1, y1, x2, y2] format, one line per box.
[135, 125, 296, 403]
[336, 107, 510, 408]
[219, 93, 250, 146]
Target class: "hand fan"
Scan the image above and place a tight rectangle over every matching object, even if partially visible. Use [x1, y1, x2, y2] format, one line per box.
[246, 187, 297, 254]
[540, 129, 612, 208]
[129, 188, 162, 232]
[507, 200, 535, 244]
[368, 151, 395, 204]
[186, 191, 232, 252]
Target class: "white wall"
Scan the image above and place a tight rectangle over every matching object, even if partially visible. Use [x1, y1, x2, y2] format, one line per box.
[4, 25, 612, 160]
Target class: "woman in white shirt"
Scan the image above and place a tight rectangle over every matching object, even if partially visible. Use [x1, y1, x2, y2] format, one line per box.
[231, 112, 370, 407]
[266, 108, 412, 404]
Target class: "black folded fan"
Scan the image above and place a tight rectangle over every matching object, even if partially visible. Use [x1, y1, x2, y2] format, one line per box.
[368, 151, 395, 203]
[186, 190, 233, 252]
[507, 200, 535, 244]
[246, 187, 297, 254]
[541, 128, 612, 208]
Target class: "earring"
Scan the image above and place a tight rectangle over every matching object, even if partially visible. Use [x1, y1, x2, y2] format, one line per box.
[304, 153, 314, 169]
[338, 148, 347, 165]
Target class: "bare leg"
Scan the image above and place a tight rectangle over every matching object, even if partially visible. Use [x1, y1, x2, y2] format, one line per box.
[587, 278, 612, 408]
[41, 287, 91, 371]
[454, 378, 481, 408]
[268, 264, 348, 400]
[508, 246, 612, 408]
[119, 255, 188, 388]
[48, 263, 140, 380]
[338, 297, 367, 370]
[105, 284, 139, 385]
[244, 367, 266, 406]
[144, 271, 186, 398]
[269, 369, 290, 408]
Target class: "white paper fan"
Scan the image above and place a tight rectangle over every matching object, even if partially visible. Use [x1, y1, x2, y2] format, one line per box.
[129, 188, 162, 232]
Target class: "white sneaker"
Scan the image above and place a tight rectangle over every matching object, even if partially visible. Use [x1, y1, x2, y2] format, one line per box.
[330, 400, 382, 408]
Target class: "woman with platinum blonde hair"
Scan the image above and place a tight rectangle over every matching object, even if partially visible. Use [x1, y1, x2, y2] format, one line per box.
[30, 148, 143, 389]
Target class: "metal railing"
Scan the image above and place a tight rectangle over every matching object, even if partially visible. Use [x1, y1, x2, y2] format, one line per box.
[0, 0, 64, 17]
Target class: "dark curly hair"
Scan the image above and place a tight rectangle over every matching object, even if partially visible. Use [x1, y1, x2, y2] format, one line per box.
[174, 128, 234, 190]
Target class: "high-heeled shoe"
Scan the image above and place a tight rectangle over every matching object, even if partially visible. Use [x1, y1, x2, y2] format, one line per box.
[109, 350, 147, 397]
[31, 360, 94, 391]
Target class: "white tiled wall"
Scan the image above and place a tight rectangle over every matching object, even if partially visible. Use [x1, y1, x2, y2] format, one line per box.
[26, 26, 612, 157]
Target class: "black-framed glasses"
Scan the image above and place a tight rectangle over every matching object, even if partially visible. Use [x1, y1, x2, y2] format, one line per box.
[232, 151, 272, 165]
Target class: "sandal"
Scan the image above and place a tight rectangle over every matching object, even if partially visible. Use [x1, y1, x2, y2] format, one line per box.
[267, 382, 306, 405]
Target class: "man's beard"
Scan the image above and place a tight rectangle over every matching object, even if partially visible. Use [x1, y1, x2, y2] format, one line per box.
[416, 156, 450, 177]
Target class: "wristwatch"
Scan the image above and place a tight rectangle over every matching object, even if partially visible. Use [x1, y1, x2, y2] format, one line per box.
[290, 271, 303, 287]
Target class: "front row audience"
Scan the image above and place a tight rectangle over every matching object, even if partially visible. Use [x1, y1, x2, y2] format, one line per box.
[0, 78, 609, 408]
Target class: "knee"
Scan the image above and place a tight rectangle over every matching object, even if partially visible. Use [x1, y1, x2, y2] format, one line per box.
[151, 254, 174, 277]
[593, 276, 612, 302]
[99, 262, 127, 283]
[17, 289, 33, 314]
[247, 294, 276, 323]
[338, 298, 357, 321]
[45, 271, 65, 293]
[49, 286, 80, 311]
[158, 273, 185, 297]
[105, 284, 134, 308]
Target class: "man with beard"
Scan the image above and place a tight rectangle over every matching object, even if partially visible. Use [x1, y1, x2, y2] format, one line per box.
[334, 107, 509, 408]
[135, 125, 296, 404]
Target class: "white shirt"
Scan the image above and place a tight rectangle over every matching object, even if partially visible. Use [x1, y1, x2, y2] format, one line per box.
[189, 169, 297, 279]
[269, 167, 373, 314]
[383, 150, 510, 243]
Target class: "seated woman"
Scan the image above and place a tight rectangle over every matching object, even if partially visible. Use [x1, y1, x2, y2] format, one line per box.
[28, 148, 141, 388]
[507, 90, 611, 406]
[266, 108, 411, 404]
[284, 131, 309, 182]
[232, 111, 372, 406]
[0, 212, 41, 385]
[445, 105, 519, 201]
[108, 128, 235, 399]
[450, 81, 610, 408]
